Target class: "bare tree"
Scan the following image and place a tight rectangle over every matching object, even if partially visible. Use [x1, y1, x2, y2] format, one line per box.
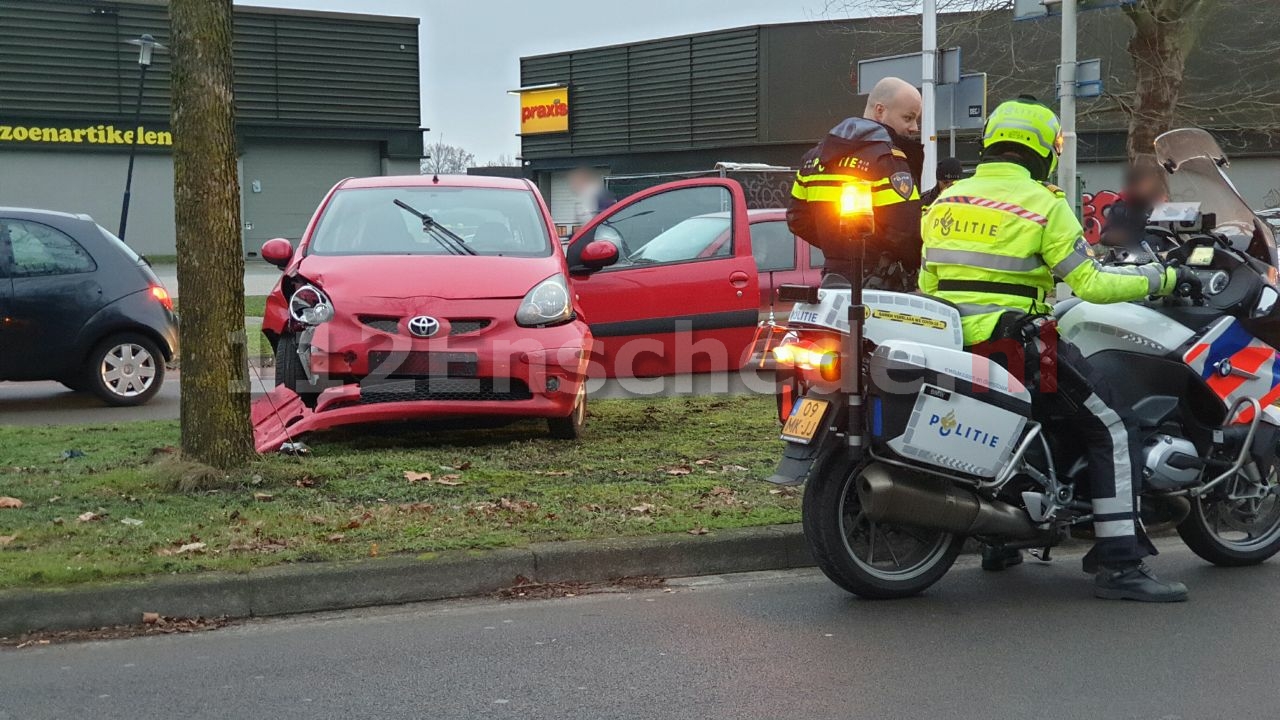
[170, 0, 253, 469]
[421, 139, 477, 175]
[824, 0, 1219, 161]
[485, 153, 518, 167]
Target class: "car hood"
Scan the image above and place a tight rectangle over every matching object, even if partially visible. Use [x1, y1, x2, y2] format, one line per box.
[294, 254, 560, 300]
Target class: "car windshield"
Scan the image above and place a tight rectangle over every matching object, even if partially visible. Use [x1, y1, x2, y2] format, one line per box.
[628, 215, 731, 264]
[1154, 128, 1277, 267]
[309, 186, 552, 257]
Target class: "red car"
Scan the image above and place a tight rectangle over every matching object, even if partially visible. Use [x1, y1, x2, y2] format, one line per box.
[563, 178, 823, 377]
[253, 176, 821, 450]
[256, 175, 593, 451]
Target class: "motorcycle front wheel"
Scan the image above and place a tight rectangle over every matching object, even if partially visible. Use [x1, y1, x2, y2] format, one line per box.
[1178, 466, 1280, 566]
[803, 452, 964, 599]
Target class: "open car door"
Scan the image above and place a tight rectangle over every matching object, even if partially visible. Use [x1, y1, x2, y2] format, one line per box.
[566, 178, 758, 378]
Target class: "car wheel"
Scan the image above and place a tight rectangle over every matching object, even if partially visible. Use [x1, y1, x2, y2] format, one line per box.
[274, 333, 318, 407]
[548, 384, 586, 440]
[85, 333, 165, 407]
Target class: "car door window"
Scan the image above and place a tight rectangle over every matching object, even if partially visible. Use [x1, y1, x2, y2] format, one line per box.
[749, 221, 797, 271]
[810, 244, 825, 269]
[2, 219, 95, 277]
[577, 186, 733, 268]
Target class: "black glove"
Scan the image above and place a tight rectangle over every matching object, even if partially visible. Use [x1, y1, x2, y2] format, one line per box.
[1172, 265, 1203, 299]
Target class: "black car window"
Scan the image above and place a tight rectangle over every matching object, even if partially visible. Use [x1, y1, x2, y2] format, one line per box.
[749, 220, 796, 271]
[2, 219, 96, 277]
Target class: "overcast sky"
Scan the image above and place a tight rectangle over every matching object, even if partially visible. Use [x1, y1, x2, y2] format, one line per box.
[237, 0, 829, 162]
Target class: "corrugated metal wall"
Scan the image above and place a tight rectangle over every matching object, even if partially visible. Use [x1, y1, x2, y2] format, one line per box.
[520, 28, 759, 160]
[0, 0, 419, 128]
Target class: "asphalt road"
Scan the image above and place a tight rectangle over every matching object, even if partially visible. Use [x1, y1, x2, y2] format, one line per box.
[0, 370, 277, 426]
[2, 541, 1275, 720]
[0, 370, 773, 426]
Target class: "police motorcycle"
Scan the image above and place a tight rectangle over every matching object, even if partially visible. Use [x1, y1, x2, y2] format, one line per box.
[766, 128, 1280, 599]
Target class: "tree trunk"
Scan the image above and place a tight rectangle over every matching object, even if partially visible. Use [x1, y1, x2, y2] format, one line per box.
[1124, 0, 1213, 160]
[170, 0, 253, 469]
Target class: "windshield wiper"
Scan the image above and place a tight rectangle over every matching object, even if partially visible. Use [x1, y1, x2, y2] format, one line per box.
[393, 199, 477, 256]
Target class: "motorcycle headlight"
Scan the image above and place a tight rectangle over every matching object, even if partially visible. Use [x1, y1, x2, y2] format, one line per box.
[289, 284, 334, 325]
[516, 274, 574, 328]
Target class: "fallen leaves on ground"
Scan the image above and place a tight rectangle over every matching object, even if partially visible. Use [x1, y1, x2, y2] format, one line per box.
[120, 518, 144, 527]
[721, 465, 750, 473]
[293, 477, 317, 488]
[687, 527, 710, 536]
[535, 470, 573, 477]
[437, 474, 463, 485]
[498, 575, 590, 600]
[404, 471, 432, 484]
[369, 543, 379, 557]
[769, 487, 799, 498]
[252, 492, 274, 503]
[0, 535, 15, 547]
[77, 511, 102, 523]
[342, 512, 373, 530]
[694, 459, 716, 466]
[326, 533, 345, 543]
[630, 503, 655, 514]
[664, 466, 693, 476]
[0, 497, 23, 509]
[176, 542, 206, 555]
[142, 612, 161, 624]
[3, 616, 232, 648]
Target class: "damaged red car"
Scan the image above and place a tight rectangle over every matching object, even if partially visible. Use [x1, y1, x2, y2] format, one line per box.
[254, 175, 595, 452]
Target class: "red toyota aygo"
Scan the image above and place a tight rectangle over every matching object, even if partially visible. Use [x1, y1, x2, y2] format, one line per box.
[254, 175, 597, 452]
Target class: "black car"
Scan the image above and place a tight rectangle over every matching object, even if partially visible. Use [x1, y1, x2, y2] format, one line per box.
[0, 208, 178, 406]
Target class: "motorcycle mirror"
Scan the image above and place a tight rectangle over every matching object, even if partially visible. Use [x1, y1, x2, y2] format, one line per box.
[1254, 286, 1278, 318]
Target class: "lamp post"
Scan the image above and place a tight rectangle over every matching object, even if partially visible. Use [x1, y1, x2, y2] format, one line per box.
[118, 33, 166, 241]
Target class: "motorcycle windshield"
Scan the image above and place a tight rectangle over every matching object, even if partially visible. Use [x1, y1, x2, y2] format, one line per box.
[1154, 128, 1278, 269]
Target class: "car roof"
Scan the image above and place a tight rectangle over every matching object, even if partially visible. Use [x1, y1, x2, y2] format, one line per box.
[0, 207, 95, 223]
[339, 175, 534, 191]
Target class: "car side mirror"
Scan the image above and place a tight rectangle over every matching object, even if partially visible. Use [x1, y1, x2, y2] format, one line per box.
[576, 240, 619, 272]
[260, 238, 293, 269]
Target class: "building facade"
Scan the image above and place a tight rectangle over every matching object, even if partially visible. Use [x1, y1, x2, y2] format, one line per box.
[519, 2, 1280, 230]
[0, 0, 423, 256]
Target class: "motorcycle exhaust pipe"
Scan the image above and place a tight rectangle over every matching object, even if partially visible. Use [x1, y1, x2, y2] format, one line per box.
[857, 463, 1042, 540]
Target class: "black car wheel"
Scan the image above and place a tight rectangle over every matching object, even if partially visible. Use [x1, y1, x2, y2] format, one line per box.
[548, 384, 586, 440]
[85, 333, 165, 407]
[275, 333, 319, 406]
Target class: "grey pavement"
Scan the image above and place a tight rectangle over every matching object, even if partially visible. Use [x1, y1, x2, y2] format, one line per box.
[0, 370, 274, 426]
[151, 261, 282, 297]
[1, 540, 1274, 720]
[0, 370, 773, 426]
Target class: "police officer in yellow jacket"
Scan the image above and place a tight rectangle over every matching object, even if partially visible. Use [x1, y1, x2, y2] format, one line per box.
[920, 96, 1201, 602]
[788, 77, 924, 289]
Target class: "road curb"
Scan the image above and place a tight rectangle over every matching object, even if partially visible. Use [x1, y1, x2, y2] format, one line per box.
[0, 524, 814, 635]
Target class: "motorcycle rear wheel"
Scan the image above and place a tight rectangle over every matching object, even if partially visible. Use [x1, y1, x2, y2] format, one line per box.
[1178, 468, 1280, 566]
[803, 452, 963, 599]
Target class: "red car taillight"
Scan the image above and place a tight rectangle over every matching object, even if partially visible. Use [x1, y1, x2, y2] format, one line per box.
[151, 285, 174, 312]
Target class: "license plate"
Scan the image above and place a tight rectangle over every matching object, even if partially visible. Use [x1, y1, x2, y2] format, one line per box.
[781, 398, 829, 444]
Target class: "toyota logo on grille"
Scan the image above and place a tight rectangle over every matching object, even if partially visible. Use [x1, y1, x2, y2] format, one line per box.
[408, 316, 441, 338]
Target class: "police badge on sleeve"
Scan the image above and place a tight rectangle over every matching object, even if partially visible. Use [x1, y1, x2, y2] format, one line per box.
[891, 171, 914, 200]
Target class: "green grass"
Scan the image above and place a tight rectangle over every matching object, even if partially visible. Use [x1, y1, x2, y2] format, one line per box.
[0, 396, 795, 589]
[142, 254, 178, 265]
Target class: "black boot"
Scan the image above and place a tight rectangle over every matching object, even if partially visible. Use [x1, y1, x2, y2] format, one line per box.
[1094, 562, 1188, 602]
[981, 544, 1023, 571]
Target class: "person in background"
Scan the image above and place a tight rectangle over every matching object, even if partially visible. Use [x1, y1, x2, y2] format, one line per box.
[1100, 158, 1168, 248]
[920, 156, 966, 209]
[787, 77, 924, 290]
[568, 167, 615, 229]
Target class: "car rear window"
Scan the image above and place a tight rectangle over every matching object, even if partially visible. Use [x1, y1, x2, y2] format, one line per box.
[309, 186, 553, 258]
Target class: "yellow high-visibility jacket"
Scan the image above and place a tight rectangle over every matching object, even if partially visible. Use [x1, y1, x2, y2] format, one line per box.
[919, 161, 1175, 345]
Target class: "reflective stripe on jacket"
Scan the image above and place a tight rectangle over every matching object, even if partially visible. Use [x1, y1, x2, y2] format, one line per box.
[919, 162, 1173, 345]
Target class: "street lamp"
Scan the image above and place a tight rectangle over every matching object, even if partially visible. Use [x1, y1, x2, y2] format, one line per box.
[118, 33, 166, 241]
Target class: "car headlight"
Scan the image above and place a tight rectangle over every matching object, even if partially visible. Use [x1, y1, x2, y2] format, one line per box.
[289, 284, 334, 325]
[516, 274, 574, 327]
